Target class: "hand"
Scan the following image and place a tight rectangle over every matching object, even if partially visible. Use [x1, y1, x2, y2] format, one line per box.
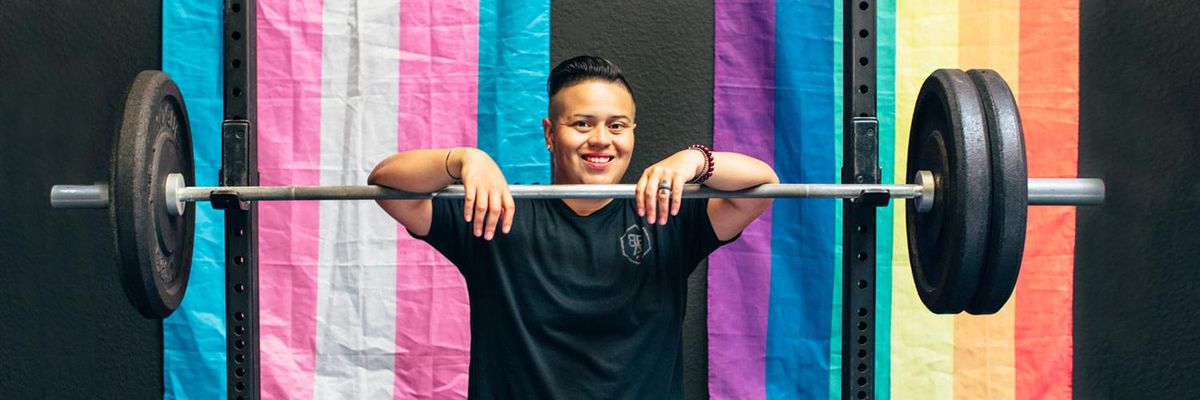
[635, 149, 705, 225]
[457, 149, 515, 240]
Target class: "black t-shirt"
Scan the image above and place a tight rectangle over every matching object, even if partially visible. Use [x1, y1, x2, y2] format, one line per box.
[412, 197, 737, 399]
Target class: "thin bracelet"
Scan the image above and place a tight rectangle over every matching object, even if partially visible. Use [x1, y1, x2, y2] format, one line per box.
[445, 148, 462, 181]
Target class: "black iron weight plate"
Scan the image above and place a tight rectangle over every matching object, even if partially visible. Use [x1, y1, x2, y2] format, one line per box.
[965, 69, 1028, 315]
[112, 70, 195, 319]
[906, 69, 992, 314]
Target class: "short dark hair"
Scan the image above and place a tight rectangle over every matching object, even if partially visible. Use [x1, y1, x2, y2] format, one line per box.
[547, 55, 636, 105]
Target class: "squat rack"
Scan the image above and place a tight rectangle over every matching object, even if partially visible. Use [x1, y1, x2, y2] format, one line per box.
[217, 1, 882, 398]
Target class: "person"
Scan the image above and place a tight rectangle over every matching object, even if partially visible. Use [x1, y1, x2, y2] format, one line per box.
[368, 55, 778, 399]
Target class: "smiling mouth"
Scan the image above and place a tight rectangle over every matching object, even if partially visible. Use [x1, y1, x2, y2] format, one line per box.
[581, 155, 614, 170]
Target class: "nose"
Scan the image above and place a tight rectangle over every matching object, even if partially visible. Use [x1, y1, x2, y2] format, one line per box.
[587, 125, 613, 147]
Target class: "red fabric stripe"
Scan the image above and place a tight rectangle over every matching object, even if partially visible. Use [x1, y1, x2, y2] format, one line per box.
[1016, 0, 1078, 399]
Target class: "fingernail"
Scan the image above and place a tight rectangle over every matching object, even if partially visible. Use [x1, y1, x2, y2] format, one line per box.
[486, 232, 493, 240]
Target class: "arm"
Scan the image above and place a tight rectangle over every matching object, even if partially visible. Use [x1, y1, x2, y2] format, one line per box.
[635, 149, 778, 241]
[368, 148, 514, 240]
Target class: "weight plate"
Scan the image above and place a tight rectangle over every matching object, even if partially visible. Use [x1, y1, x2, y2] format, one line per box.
[112, 70, 195, 319]
[965, 69, 1028, 315]
[906, 69, 991, 314]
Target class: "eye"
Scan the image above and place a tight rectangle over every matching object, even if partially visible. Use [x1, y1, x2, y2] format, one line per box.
[571, 120, 593, 130]
[609, 122, 627, 132]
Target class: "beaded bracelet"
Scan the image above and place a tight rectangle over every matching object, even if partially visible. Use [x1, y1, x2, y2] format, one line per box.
[686, 144, 714, 184]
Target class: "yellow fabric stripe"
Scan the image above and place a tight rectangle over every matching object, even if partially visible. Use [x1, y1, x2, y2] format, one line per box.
[892, 0, 958, 398]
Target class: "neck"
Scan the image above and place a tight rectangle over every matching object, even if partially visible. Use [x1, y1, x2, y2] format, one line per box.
[553, 171, 613, 216]
[559, 198, 612, 216]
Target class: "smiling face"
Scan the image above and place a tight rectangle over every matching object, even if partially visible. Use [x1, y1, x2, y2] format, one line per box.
[543, 80, 637, 185]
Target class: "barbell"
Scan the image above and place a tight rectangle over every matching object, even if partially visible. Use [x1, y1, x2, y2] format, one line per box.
[50, 69, 1104, 319]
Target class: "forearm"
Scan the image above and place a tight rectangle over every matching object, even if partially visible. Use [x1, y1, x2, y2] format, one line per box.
[692, 151, 780, 190]
[367, 147, 479, 192]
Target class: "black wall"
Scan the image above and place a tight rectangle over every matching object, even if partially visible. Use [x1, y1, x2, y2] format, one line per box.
[551, 2, 715, 398]
[0, 0, 164, 397]
[1076, 0, 1200, 397]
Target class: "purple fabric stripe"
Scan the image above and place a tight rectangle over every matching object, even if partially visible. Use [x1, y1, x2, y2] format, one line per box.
[709, 1, 775, 398]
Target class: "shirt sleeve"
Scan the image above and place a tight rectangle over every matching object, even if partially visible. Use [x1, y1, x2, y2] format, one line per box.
[678, 198, 742, 274]
[407, 198, 477, 268]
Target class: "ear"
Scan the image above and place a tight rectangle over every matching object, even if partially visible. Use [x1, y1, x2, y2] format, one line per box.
[542, 117, 554, 151]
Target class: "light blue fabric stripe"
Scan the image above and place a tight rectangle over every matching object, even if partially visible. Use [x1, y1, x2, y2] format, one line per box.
[766, 0, 837, 398]
[477, 0, 551, 184]
[162, 0, 226, 398]
[874, 0, 897, 397]
[830, 1, 844, 398]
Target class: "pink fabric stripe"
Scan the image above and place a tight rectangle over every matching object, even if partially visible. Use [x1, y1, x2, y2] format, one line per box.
[709, 0, 775, 398]
[256, 1, 323, 398]
[393, 0, 479, 398]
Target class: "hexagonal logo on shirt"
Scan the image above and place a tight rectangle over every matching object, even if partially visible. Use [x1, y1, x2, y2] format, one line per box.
[620, 224, 652, 264]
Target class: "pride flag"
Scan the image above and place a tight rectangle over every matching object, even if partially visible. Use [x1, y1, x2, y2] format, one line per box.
[162, 0, 1078, 398]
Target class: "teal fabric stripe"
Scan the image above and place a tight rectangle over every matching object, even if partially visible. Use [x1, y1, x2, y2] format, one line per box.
[874, 0, 897, 397]
[478, 0, 551, 184]
[767, 0, 837, 398]
[161, 0, 226, 398]
[830, 2, 843, 398]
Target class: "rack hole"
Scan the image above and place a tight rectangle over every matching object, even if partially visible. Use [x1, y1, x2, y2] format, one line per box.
[859, 1, 869, 10]
[857, 335, 867, 344]
[858, 280, 868, 289]
[232, 59, 242, 69]
[859, 57, 869, 66]
[234, 283, 245, 293]
[235, 312, 245, 321]
[235, 339, 246, 349]
[231, 31, 242, 41]
[234, 255, 245, 265]
[858, 321, 868, 331]
[234, 325, 246, 335]
[235, 382, 245, 391]
[233, 87, 243, 97]
[231, 3, 242, 12]
[858, 85, 870, 94]
[859, 29, 869, 38]
[857, 307, 867, 317]
[858, 349, 868, 358]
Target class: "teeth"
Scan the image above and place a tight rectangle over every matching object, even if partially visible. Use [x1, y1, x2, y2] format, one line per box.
[584, 156, 612, 163]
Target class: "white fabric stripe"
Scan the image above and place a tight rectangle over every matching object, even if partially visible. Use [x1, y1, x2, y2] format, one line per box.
[314, 0, 400, 397]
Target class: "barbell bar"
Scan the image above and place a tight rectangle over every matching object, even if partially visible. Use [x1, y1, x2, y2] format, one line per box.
[50, 172, 1105, 216]
[48, 69, 1107, 319]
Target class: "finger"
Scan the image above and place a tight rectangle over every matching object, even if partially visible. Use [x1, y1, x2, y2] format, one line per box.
[657, 172, 672, 225]
[635, 173, 649, 217]
[645, 168, 662, 224]
[464, 184, 477, 222]
[502, 190, 516, 234]
[484, 191, 503, 240]
[671, 173, 687, 216]
[473, 189, 489, 237]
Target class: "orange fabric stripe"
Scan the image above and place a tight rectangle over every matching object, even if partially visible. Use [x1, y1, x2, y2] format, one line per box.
[954, 1, 1019, 398]
[1016, 0, 1078, 399]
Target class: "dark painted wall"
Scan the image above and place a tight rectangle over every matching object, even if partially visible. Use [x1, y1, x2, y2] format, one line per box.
[1077, 0, 1200, 398]
[551, 2, 715, 398]
[0, 0, 164, 397]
